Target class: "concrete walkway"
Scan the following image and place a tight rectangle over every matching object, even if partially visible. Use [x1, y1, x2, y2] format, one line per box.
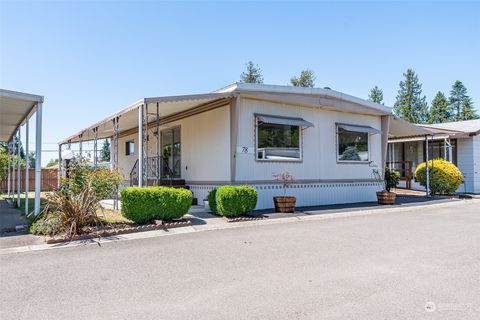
[0, 199, 27, 233]
[0, 199, 43, 249]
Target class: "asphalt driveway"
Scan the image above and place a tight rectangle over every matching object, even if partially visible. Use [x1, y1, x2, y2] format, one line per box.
[1, 200, 479, 320]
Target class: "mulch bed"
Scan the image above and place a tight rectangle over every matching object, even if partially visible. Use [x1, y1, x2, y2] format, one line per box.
[224, 215, 267, 223]
[45, 219, 192, 244]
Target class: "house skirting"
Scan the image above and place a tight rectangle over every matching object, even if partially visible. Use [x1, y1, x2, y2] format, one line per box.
[189, 181, 384, 210]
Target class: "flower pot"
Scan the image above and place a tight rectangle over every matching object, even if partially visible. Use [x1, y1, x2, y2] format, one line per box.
[376, 191, 396, 205]
[273, 196, 296, 213]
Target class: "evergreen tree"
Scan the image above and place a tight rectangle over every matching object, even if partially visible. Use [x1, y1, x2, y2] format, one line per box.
[449, 80, 479, 121]
[239, 61, 264, 84]
[290, 69, 316, 88]
[368, 86, 384, 104]
[100, 139, 110, 162]
[393, 69, 429, 123]
[458, 96, 479, 120]
[428, 91, 450, 124]
[28, 151, 35, 168]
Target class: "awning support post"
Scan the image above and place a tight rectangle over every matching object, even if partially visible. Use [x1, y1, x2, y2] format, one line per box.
[112, 116, 119, 210]
[93, 127, 98, 168]
[156, 102, 160, 185]
[25, 117, 29, 215]
[448, 138, 453, 163]
[34, 102, 42, 216]
[144, 103, 149, 185]
[444, 138, 447, 161]
[7, 142, 11, 197]
[138, 104, 144, 187]
[12, 140, 15, 200]
[425, 135, 430, 197]
[17, 128, 21, 208]
[58, 143, 62, 188]
[79, 134, 83, 159]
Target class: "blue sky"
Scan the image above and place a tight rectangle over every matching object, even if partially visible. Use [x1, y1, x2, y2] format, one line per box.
[1, 1, 479, 164]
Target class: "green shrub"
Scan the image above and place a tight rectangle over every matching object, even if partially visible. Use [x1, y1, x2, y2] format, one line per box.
[384, 168, 400, 192]
[216, 185, 257, 217]
[415, 159, 463, 194]
[30, 214, 64, 236]
[120, 187, 193, 223]
[207, 188, 218, 214]
[62, 161, 123, 201]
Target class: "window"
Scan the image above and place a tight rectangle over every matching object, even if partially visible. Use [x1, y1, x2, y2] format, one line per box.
[125, 141, 135, 156]
[337, 125, 370, 162]
[256, 119, 301, 161]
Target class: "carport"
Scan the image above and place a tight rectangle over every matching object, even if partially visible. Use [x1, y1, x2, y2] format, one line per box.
[387, 116, 436, 196]
[0, 89, 43, 216]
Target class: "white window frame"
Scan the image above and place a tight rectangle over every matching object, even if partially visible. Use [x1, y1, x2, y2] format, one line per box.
[255, 116, 303, 162]
[336, 124, 371, 164]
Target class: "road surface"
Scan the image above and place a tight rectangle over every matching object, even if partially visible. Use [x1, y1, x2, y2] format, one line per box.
[1, 200, 479, 319]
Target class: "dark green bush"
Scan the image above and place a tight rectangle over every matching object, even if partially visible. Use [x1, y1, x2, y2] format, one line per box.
[207, 187, 218, 214]
[120, 187, 193, 223]
[216, 185, 257, 217]
[384, 168, 400, 192]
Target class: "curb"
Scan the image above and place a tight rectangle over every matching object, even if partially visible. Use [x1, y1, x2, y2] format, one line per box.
[0, 199, 475, 255]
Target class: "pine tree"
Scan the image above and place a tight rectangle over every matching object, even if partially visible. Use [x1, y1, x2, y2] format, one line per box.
[449, 80, 479, 121]
[428, 91, 450, 124]
[290, 69, 316, 88]
[368, 86, 384, 104]
[239, 61, 264, 84]
[393, 69, 429, 123]
[100, 139, 110, 162]
[458, 96, 479, 120]
[28, 151, 35, 168]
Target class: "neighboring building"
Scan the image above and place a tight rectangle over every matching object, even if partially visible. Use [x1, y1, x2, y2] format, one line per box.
[387, 119, 480, 194]
[60, 83, 405, 210]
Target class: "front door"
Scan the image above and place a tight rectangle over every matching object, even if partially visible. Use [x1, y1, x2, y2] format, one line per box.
[161, 127, 181, 178]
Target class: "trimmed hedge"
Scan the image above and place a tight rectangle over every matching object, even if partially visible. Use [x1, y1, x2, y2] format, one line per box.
[120, 187, 193, 223]
[216, 185, 257, 217]
[207, 187, 218, 214]
[415, 159, 463, 195]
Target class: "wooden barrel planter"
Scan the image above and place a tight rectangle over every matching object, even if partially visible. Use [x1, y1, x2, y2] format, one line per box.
[273, 196, 296, 213]
[376, 192, 396, 205]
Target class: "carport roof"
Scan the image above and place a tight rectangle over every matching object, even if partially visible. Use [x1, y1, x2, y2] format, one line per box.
[0, 89, 44, 142]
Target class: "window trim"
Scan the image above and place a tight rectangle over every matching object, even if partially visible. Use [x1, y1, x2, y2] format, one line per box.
[255, 115, 303, 163]
[336, 123, 371, 164]
[125, 140, 135, 156]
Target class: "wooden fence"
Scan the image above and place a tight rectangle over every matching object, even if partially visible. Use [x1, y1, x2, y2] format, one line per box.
[0, 168, 58, 192]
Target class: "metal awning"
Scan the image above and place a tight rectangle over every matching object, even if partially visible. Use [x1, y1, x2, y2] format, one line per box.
[388, 117, 432, 138]
[59, 92, 234, 144]
[0, 89, 44, 142]
[256, 114, 314, 128]
[337, 123, 381, 134]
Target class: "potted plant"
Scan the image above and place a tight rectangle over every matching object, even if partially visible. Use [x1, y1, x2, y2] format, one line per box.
[374, 168, 400, 205]
[272, 172, 296, 213]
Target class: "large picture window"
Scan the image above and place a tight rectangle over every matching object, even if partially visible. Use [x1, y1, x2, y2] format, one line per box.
[256, 119, 301, 161]
[337, 125, 371, 162]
